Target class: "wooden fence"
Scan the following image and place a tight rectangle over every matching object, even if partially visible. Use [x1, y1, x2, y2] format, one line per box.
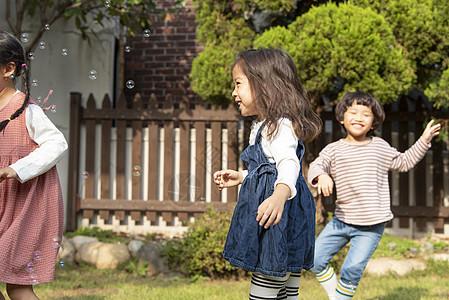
[67, 93, 449, 237]
[67, 92, 244, 235]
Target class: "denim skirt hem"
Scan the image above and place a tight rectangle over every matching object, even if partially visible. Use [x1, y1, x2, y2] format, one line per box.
[223, 252, 307, 277]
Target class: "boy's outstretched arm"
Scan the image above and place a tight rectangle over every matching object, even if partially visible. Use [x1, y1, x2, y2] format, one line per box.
[213, 169, 243, 190]
[315, 174, 334, 197]
[421, 119, 441, 144]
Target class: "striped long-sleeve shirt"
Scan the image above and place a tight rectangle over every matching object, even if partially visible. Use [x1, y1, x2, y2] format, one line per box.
[308, 136, 430, 225]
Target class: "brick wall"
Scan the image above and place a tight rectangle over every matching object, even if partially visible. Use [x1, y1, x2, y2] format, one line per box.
[124, 0, 203, 105]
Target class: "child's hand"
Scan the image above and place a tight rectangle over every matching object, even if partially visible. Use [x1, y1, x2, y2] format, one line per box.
[422, 119, 441, 144]
[213, 169, 242, 190]
[256, 183, 290, 229]
[0, 167, 19, 183]
[316, 174, 334, 196]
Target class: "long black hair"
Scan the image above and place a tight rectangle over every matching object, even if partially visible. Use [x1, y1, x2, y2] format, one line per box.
[0, 31, 31, 133]
[233, 49, 322, 142]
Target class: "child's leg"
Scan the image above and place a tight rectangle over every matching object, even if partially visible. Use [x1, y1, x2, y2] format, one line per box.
[315, 265, 338, 300]
[311, 217, 350, 300]
[0, 291, 5, 300]
[336, 222, 386, 299]
[6, 284, 39, 300]
[249, 272, 288, 299]
[282, 272, 301, 299]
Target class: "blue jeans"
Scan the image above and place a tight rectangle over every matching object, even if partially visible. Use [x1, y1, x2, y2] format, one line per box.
[311, 217, 386, 285]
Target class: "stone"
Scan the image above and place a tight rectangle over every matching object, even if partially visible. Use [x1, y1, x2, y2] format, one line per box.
[70, 235, 99, 251]
[387, 242, 397, 251]
[128, 240, 145, 257]
[429, 253, 449, 262]
[424, 242, 434, 253]
[409, 247, 419, 257]
[365, 258, 425, 276]
[75, 242, 130, 269]
[56, 236, 75, 264]
[137, 242, 169, 276]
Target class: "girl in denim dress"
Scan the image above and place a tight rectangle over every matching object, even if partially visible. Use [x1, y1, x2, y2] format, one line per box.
[213, 48, 322, 299]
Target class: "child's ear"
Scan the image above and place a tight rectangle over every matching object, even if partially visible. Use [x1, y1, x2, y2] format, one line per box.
[5, 62, 16, 73]
[2, 62, 16, 78]
[340, 121, 344, 124]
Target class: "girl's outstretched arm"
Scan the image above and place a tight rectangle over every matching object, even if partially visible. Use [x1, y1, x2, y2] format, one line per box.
[213, 169, 243, 190]
[256, 183, 290, 229]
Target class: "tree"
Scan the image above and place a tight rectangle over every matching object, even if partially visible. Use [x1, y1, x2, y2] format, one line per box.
[254, 2, 414, 106]
[4, 0, 185, 90]
[5, 0, 186, 52]
[190, 0, 449, 109]
[351, 0, 449, 107]
[190, 0, 295, 105]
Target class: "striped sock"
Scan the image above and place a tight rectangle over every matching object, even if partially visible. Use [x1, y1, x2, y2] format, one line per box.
[315, 265, 337, 300]
[249, 273, 288, 300]
[284, 272, 301, 299]
[335, 280, 357, 299]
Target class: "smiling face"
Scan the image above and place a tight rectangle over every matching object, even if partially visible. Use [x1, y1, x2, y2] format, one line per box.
[341, 103, 374, 143]
[232, 63, 259, 117]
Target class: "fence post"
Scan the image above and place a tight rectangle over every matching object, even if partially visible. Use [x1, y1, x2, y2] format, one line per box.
[67, 92, 82, 231]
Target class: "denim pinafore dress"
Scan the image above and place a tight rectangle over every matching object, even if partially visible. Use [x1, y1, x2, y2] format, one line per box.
[223, 123, 315, 277]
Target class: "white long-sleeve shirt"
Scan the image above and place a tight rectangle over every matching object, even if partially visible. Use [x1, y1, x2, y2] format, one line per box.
[9, 94, 68, 183]
[242, 118, 301, 199]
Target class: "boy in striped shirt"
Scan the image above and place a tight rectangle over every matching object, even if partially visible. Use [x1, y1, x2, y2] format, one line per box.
[308, 92, 441, 299]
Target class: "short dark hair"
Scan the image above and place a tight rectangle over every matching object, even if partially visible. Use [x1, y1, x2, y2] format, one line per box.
[335, 92, 385, 135]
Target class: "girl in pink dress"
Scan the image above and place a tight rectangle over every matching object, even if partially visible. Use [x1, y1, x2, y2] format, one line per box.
[0, 31, 67, 299]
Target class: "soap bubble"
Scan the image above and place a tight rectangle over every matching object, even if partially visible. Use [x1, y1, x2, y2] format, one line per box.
[125, 46, 131, 53]
[83, 171, 89, 179]
[27, 52, 35, 60]
[105, 1, 111, 8]
[50, 105, 57, 113]
[30, 273, 38, 285]
[44, 24, 50, 30]
[126, 80, 135, 89]
[59, 260, 65, 268]
[143, 29, 151, 37]
[25, 262, 34, 273]
[132, 165, 142, 176]
[52, 236, 61, 248]
[61, 48, 68, 56]
[20, 33, 29, 43]
[89, 70, 97, 80]
[31, 79, 38, 87]
[39, 41, 46, 50]
[33, 251, 41, 260]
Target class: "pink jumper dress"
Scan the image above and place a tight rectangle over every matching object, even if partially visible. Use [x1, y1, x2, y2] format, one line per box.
[0, 92, 64, 285]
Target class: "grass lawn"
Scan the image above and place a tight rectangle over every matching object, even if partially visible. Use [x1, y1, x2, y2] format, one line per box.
[1, 260, 448, 300]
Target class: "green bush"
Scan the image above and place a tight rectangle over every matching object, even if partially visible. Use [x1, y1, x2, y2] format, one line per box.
[428, 239, 449, 252]
[255, 2, 415, 104]
[64, 226, 126, 244]
[190, 45, 238, 106]
[161, 206, 242, 279]
[372, 233, 420, 259]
